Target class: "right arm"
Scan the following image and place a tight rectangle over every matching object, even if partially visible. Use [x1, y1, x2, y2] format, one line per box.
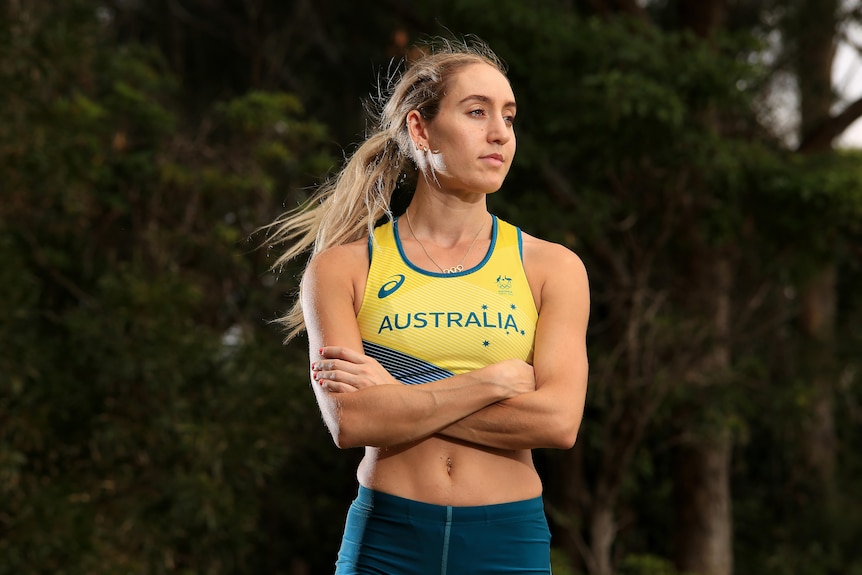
[300, 244, 533, 449]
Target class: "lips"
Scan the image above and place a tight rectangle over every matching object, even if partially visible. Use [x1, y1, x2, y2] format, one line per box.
[481, 153, 504, 165]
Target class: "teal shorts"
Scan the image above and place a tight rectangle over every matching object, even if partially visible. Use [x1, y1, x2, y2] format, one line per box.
[335, 486, 552, 574]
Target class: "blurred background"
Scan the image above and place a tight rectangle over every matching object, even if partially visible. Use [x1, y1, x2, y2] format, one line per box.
[1, 1, 861, 574]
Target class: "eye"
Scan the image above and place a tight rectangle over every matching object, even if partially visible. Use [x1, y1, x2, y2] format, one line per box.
[469, 109, 486, 117]
[504, 115, 516, 127]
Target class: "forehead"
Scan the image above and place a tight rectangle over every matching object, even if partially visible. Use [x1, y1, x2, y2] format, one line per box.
[444, 62, 515, 104]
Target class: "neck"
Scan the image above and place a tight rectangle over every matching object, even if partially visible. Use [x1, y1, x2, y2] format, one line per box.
[403, 207, 490, 274]
[404, 192, 490, 247]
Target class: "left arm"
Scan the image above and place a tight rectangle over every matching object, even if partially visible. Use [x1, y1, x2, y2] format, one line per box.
[437, 242, 590, 449]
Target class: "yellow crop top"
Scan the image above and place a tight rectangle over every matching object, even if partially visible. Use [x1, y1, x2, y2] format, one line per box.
[356, 215, 538, 385]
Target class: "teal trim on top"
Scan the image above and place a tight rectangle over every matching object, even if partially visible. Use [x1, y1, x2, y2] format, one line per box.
[392, 215, 498, 278]
[517, 227, 524, 262]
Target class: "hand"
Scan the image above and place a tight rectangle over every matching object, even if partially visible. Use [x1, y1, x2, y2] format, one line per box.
[311, 346, 400, 393]
[492, 359, 537, 398]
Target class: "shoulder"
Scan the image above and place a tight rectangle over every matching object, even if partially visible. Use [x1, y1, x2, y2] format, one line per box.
[302, 239, 370, 304]
[308, 239, 369, 272]
[521, 231, 587, 281]
[520, 231, 589, 311]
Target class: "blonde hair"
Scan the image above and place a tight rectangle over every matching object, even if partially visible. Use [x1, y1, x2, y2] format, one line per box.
[265, 37, 507, 341]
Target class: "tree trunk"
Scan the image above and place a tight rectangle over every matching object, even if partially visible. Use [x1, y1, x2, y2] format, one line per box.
[672, 3, 734, 574]
[672, 256, 734, 575]
[794, 0, 839, 492]
[588, 499, 617, 575]
[555, 438, 590, 573]
[800, 265, 837, 490]
[674, 433, 733, 575]
[795, 0, 838, 148]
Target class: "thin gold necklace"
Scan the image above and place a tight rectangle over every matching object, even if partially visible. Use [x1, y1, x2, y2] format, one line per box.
[404, 208, 487, 274]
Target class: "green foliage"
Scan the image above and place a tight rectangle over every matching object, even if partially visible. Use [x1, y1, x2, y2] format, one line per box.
[744, 149, 862, 277]
[550, 547, 580, 575]
[0, 2, 337, 573]
[2, 1, 862, 573]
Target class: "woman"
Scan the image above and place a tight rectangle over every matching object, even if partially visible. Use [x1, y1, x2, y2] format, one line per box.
[268, 38, 589, 575]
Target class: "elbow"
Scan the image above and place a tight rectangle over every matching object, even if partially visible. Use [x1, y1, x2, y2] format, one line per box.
[548, 416, 582, 450]
[330, 419, 366, 450]
[333, 428, 393, 450]
[332, 431, 361, 450]
[321, 401, 364, 449]
[329, 409, 387, 449]
[319, 395, 372, 449]
[554, 429, 579, 450]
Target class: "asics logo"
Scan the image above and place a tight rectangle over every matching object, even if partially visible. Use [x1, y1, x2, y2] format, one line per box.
[378, 274, 405, 298]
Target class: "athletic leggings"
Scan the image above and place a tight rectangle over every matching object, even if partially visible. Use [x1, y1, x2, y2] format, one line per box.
[334, 486, 552, 575]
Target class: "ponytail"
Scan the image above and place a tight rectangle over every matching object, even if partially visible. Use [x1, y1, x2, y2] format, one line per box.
[265, 131, 406, 340]
[265, 37, 506, 341]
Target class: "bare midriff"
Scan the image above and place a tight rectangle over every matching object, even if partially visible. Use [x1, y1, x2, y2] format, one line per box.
[356, 436, 543, 506]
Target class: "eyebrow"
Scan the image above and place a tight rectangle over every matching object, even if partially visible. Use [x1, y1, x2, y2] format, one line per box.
[459, 94, 517, 109]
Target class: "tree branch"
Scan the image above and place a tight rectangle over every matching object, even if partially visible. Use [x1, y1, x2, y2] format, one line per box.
[797, 95, 862, 153]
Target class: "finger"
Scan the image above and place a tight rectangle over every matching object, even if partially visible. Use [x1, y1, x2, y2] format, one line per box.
[312, 358, 360, 375]
[316, 366, 382, 392]
[319, 379, 358, 393]
[314, 367, 365, 387]
[320, 346, 368, 364]
[314, 369, 340, 383]
[311, 358, 328, 371]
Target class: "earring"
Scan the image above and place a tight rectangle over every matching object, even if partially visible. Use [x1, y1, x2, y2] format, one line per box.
[422, 145, 429, 152]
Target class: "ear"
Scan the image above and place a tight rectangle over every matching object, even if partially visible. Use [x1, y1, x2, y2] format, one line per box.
[406, 110, 430, 150]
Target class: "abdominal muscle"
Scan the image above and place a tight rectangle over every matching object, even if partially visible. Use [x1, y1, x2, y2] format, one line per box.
[355, 435, 543, 506]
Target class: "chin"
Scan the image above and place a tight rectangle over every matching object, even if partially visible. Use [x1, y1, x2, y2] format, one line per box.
[482, 179, 506, 194]
[468, 175, 506, 193]
[445, 178, 504, 195]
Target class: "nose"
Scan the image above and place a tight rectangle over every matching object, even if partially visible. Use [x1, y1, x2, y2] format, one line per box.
[488, 114, 512, 145]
